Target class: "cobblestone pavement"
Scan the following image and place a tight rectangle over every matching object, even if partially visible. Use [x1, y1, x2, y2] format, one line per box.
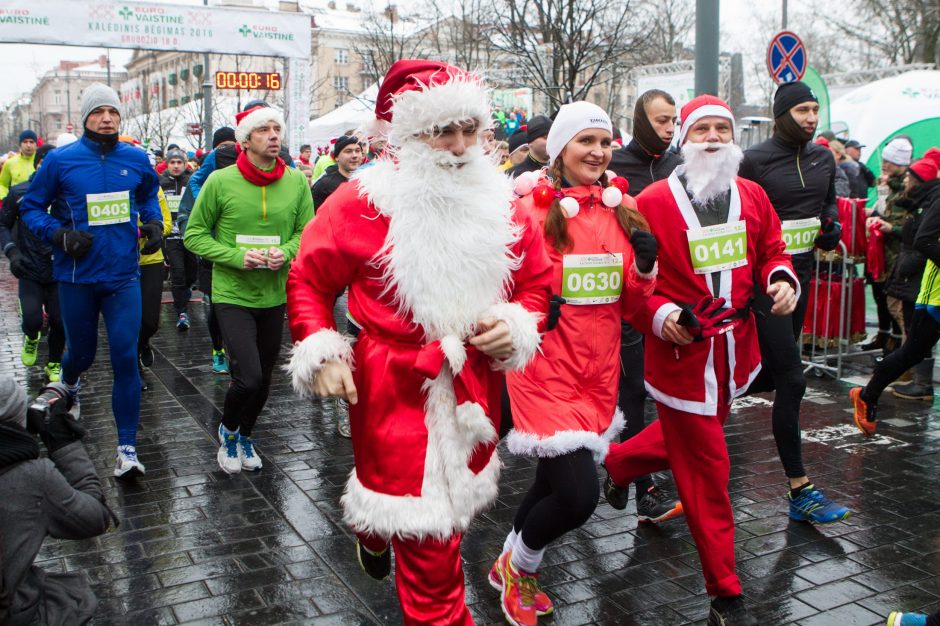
[2, 266, 939, 626]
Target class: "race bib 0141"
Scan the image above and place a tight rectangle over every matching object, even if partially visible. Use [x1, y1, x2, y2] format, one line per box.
[86, 191, 131, 226]
[561, 253, 623, 305]
[686, 221, 748, 274]
[780, 217, 819, 255]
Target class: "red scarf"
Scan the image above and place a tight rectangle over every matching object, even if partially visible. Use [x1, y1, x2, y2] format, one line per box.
[236, 149, 286, 186]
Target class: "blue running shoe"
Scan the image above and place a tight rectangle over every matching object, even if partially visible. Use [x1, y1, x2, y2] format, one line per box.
[217, 424, 241, 474]
[212, 349, 229, 374]
[177, 312, 191, 331]
[887, 612, 929, 626]
[788, 484, 851, 524]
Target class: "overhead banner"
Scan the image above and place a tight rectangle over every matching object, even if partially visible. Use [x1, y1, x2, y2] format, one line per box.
[0, 0, 311, 59]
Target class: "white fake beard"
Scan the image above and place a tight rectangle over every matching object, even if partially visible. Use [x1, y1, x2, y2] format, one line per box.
[679, 141, 744, 207]
[354, 140, 522, 341]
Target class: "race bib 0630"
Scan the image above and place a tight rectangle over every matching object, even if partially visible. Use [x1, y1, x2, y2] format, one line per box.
[686, 221, 748, 274]
[780, 217, 819, 254]
[561, 253, 623, 305]
[86, 191, 130, 226]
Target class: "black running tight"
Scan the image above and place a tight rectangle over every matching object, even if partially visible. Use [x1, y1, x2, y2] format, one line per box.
[617, 322, 653, 493]
[865, 309, 940, 404]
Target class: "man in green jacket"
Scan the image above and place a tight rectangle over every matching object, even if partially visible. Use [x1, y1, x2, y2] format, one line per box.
[0, 130, 38, 199]
[184, 105, 313, 474]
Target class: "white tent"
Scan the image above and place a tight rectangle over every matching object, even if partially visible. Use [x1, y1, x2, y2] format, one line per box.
[308, 84, 378, 147]
[829, 70, 940, 163]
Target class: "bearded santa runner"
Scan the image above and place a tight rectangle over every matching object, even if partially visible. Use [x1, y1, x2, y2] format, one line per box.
[285, 60, 552, 625]
[603, 95, 798, 626]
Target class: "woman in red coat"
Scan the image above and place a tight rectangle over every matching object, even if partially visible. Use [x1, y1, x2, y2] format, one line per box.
[491, 101, 658, 626]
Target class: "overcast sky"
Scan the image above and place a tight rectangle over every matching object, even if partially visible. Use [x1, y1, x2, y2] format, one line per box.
[0, 0, 789, 108]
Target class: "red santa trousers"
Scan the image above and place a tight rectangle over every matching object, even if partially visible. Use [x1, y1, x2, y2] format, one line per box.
[357, 532, 473, 625]
[604, 338, 741, 598]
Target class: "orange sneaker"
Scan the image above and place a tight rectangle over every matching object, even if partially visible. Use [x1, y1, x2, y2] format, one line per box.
[490, 552, 553, 616]
[849, 387, 877, 437]
[496, 550, 539, 626]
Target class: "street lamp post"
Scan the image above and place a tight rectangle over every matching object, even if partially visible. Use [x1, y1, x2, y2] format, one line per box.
[694, 0, 720, 96]
[202, 0, 213, 151]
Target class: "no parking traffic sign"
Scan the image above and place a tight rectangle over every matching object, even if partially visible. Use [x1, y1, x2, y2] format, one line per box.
[767, 31, 807, 84]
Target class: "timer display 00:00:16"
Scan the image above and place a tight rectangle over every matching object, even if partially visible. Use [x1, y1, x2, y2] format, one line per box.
[214, 71, 282, 90]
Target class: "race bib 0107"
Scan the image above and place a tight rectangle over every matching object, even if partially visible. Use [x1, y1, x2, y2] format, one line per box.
[86, 191, 131, 226]
[780, 217, 819, 255]
[686, 221, 748, 274]
[561, 253, 623, 305]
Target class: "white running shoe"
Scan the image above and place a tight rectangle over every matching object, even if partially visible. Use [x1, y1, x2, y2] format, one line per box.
[217, 424, 242, 474]
[114, 445, 146, 479]
[238, 434, 263, 471]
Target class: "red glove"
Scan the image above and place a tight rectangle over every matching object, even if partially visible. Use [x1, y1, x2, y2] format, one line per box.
[676, 296, 745, 340]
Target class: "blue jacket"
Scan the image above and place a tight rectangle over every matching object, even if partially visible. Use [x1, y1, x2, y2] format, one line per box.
[19, 136, 161, 284]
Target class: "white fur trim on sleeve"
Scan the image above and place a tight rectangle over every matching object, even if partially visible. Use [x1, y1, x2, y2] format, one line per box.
[653, 302, 682, 340]
[634, 260, 658, 281]
[768, 266, 802, 301]
[483, 302, 543, 371]
[285, 329, 354, 399]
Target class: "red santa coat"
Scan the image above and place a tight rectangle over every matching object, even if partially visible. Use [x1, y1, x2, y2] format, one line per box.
[629, 172, 798, 416]
[506, 184, 655, 460]
[285, 164, 552, 541]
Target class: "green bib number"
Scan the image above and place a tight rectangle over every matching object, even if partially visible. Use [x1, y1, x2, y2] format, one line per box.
[561, 253, 623, 305]
[235, 234, 281, 270]
[780, 218, 819, 254]
[86, 191, 130, 226]
[166, 194, 181, 215]
[687, 221, 748, 274]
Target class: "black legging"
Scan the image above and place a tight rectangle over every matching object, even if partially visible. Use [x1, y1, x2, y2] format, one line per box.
[215, 303, 285, 437]
[864, 309, 940, 404]
[617, 322, 653, 493]
[138, 262, 164, 353]
[165, 238, 198, 315]
[198, 261, 224, 352]
[19, 277, 65, 362]
[868, 274, 901, 335]
[512, 449, 599, 550]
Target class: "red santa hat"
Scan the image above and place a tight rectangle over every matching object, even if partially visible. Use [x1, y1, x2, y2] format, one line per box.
[370, 59, 490, 140]
[234, 105, 285, 144]
[909, 157, 939, 183]
[678, 95, 736, 145]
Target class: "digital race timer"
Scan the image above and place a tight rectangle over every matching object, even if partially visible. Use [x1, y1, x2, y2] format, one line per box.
[214, 71, 282, 90]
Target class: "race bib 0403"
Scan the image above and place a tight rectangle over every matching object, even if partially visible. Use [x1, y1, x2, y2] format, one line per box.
[86, 191, 131, 226]
[686, 221, 748, 274]
[780, 217, 819, 254]
[561, 253, 623, 305]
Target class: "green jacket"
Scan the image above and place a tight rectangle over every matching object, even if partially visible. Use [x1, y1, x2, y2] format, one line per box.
[183, 164, 313, 308]
[0, 153, 36, 199]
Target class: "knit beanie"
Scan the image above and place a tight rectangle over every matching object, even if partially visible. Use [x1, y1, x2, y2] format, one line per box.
[80, 83, 122, 126]
[508, 130, 528, 155]
[526, 116, 553, 142]
[924, 147, 940, 170]
[546, 102, 612, 165]
[165, 148, 187, 163]
[882, 138, 913, 166]
[212, 127, 236, 149]
[19, 130, 38, 143]
[332, 135, 359, 157]
[0, 375, 27, 429]
[909, 158, 938, 183]
[772, 81, 817, 119]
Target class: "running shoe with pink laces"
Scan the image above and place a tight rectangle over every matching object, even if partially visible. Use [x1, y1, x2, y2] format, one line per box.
[490, 552, 553, 616]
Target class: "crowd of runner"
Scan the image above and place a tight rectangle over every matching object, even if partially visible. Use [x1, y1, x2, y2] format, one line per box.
[1, 64, 939, 626]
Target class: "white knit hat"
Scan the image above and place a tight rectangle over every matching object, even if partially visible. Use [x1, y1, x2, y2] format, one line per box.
[546, 101, 612, 165]
[882, 137, 913, 166]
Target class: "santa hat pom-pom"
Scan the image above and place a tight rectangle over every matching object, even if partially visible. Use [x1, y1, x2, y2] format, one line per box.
[514, 171, 538, 196]
[605, 170, 617, 181]
[609, 176, 630, 194]
[559, 196, 580, 218]
[532, 184, 556, 210]
[602, 186, 623, 208]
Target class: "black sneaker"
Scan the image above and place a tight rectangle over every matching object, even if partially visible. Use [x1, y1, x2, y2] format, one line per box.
[139, 343, 154, 369]
[637, 485, 684, 523]
[603, 472, 629, 510]
[708, 595, 756, 626]
[356, 541, 391, 581]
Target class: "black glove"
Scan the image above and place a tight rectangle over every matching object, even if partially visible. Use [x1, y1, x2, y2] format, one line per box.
[630, 229, 658, 274]
[26, 384, 84, 452]
[5, 246, 26, 278]
[546, 294, 566, 331]
[52, 228, 94, 259]
[814, 218, 843, 252]
[139, 221, 163, 255]
[40, 409, 86, 452]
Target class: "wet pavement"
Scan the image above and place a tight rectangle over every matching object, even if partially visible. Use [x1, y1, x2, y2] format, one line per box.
[2, 266, 940, 626]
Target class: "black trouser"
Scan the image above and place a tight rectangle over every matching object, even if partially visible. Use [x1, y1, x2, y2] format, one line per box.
[138, 263, 164, 353]
[864, 309, 940, 405]
[19, 278, 65, 362]
[617, 322, 653, 494]
[199, 260, 224, 351]
[867, 273, 901, 335]
[928, 609, 940, 626]
[748, 252, 812, 479]
[165, 238, 198, 315]
[215, 303, 285, 436]
[512, 448, 599, 550]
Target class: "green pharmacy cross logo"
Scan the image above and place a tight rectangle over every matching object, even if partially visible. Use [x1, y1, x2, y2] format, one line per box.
[119, 6, 133, 19]
[239, 24, 251, 36]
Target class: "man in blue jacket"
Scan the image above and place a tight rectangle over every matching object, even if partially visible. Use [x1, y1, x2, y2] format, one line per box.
[19, 83, 163, 479]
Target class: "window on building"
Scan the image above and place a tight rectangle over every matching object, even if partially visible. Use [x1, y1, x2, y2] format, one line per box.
[333, 75, 349, 92]
[335, 48, 348, 65]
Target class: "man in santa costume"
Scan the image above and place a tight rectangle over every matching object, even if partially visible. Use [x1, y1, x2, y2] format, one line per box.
[604, 95, 798, 626]
[285, 60, 553, 625]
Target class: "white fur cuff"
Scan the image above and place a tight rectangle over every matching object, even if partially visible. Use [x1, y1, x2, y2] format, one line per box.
[634, 260, 658, 281]
[286, 329, 354, 398]
[484, 302, 542, 371]
[652, 302, 682, 340]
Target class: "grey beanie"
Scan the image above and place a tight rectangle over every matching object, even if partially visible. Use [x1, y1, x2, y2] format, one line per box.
[0, 375, 27, 429]
[80, 83, 122, 126]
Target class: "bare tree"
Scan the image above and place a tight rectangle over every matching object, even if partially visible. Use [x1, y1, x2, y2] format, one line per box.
[633, 0, 696, 65]
[353, 4, 440, 87]
[834, 0, 940, 66]
[425, 0, 500, 70]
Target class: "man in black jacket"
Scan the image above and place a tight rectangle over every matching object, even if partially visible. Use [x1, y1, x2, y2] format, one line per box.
[739, 81, 849, 525]
[311, 135, 362, 209]
[507, 115, 551, 178]
[160, 148, 197, 331]
[609, 89, 682, 196]
[0, 144, 64, 382]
